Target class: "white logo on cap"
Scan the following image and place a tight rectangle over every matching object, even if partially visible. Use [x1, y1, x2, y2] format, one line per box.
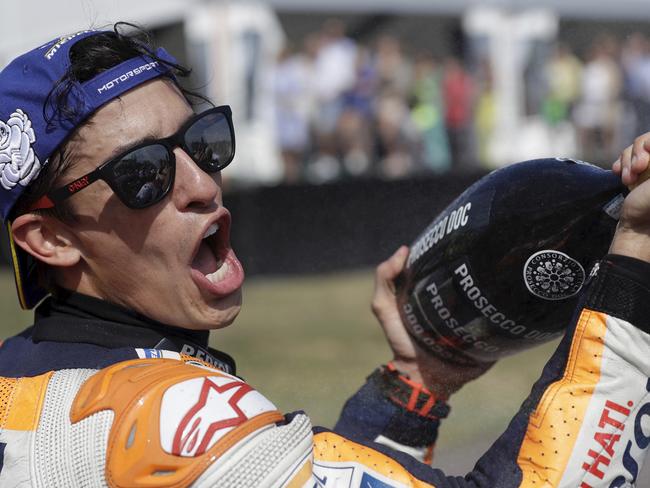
[0, 110, 42, 191]
[96, 61, 160, 94]
[44, 30, 92, 60]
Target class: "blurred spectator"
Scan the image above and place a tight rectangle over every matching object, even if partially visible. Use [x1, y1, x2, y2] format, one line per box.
[337, 107, 373, 177]
[374, 35, 413, 99]
[523, 42, 551, 117]
[312, 19, 358, 108]
[475, 59, 496, 167]
[338, 47, 376, 177]
[410, 52, 450, 173]
[307, 19, 358, 183]
[574, 35, 622, 162]
[342, 46, 377, 119]
[375, 93, 419, 178]
[443, 57, 475, 169]
[371, 35, 419, 178]
[621, 33, 650, 140]
[543, 43, 582, 126]
[271, 18, 650, 183]
[274, 42, 315, 184]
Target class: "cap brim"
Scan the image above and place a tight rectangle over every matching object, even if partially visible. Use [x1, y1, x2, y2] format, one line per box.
[6, 221, 47, 310]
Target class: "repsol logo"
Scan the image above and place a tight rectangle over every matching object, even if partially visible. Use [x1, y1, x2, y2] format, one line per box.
[607, 379, 650, 487]
[180, 344, 231, 373]
[407, 202, 472, 268]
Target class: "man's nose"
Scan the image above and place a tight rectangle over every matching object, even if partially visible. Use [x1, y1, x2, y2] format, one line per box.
[172, 148, 221, 209]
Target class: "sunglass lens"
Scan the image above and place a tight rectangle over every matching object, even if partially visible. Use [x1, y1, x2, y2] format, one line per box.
[185, 111, 234, 172]
[109, 144, 173, 208]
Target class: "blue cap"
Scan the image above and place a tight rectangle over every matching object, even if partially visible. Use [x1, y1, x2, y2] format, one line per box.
[0, 29, 178, 309]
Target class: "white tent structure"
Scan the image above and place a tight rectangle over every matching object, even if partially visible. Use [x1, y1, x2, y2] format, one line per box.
[1, 0, 285, 184]
[1, 0, 190, 65]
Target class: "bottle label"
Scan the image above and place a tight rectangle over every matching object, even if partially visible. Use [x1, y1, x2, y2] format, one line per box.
[407, 201, 473, 268]
[523, 250, 586, 301]
[452, 262, 541, 340]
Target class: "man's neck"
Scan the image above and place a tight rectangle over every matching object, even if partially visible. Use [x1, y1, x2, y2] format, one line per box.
[30, 289, 236, 374]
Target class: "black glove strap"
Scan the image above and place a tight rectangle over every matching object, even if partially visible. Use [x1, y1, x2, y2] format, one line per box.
[369, 362, 451, 420]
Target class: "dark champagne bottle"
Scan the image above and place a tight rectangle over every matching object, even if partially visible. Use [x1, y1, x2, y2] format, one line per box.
[396, 158, 625, 365]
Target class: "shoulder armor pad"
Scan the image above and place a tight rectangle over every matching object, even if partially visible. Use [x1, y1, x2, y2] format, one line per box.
[71, 358, 283, 487]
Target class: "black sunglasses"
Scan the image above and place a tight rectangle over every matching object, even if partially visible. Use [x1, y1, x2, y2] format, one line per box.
[30, 106, 235, 210]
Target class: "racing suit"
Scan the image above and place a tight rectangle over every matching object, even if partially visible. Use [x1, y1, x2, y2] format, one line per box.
[0, 254, 649, 487]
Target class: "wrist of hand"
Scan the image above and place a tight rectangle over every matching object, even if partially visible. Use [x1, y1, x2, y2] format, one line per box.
[390, 358, 424, 385]
[372, 363, 452, 420]
[392, 344, 494, 399]
[391, 358, 460, 399]
[370, 362, 451, 420]
[609, 226, 650, 264]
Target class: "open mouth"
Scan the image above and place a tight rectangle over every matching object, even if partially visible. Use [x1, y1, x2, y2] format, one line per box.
[193, 221, 228, 283]
[190, 211, 244, 297]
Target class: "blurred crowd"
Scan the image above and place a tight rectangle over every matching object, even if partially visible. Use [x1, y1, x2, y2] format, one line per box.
[273, 20, 650, 183]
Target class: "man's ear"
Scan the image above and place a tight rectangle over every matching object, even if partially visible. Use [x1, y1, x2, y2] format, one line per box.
[11, 213, 81, 267]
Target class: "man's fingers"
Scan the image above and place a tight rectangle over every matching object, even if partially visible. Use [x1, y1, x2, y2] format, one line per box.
[638, 135, 650, 157]
[632, 136, 650, 173]
[390, 245, 409, 273]
[616, 134, 650, 189]
[620, 145, 635, 186]
[372, 246, 409, 315]
[632, 150, 650, 171]
[376, 246, 409, 282]
[621, 133, 650, 187]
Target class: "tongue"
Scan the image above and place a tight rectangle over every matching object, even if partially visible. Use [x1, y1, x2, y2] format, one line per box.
[192, 241, 219, 275]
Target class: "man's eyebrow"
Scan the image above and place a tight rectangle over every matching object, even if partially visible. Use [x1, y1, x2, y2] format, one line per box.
[108, 113, 194, 158]
[110, 133, 160, 158]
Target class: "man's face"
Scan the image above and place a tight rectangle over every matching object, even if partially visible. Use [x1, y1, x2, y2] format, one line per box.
[54, 78, 244, 329]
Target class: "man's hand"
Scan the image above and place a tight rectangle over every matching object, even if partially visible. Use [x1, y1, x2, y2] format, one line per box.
[613, 133, 650, 188]
[371, 246, 493, 399]
[612, 133, 650, 263]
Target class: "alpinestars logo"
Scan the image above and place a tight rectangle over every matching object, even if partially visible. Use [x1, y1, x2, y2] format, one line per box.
[0, 110, 41, 191]
[523, 250, 585, 301]
[159, 374, 278, 457]
[172, 378, 253, 456]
